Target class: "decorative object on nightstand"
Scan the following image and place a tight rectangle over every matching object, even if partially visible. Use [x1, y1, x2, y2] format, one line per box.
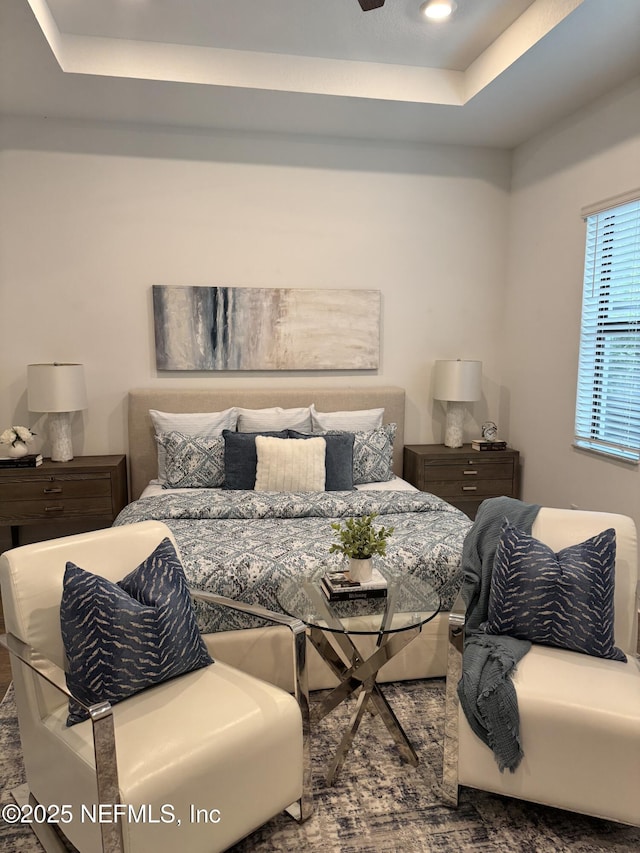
[481, 421, 498, 440]
[432, 360, 482, 448]
[0, 426, 36, 459]
[471, 439, 507, 451]
[472, 421, 506, 451]
[27, 363, 88, 462]
[0, 454, 43, 468]
[403, 443, 520, 519]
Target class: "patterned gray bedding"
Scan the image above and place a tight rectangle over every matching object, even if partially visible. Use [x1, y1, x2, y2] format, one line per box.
[114, 489, 472, 633]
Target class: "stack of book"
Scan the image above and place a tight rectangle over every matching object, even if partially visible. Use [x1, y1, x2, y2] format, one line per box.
[321, 567, 388, 601]
[471, 439, 507, 452]
[0, 453, 43, 468]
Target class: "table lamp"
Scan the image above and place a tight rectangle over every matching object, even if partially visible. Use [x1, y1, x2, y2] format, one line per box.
[27, 363, 88, 462]
[432, 359, 482, 448]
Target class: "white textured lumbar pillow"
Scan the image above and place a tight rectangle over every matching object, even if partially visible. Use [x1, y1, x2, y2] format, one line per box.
[254, 436, 326, 492]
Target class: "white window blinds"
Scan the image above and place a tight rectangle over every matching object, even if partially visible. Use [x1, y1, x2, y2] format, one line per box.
[575, 196, 640, 462]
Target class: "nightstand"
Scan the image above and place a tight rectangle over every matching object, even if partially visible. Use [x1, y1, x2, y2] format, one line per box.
[0, 455, 128, 547]
[403, 444, 520, 520]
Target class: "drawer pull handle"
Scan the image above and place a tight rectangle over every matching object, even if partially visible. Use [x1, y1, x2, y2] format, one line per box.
[45, 506, 64, 513]
[43, 487, 62, 494]
[462, 470, 478, 476]
[462, 485, 478, 492]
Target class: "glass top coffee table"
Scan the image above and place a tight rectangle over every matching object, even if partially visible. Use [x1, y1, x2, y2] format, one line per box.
[277, 570, 440, 784]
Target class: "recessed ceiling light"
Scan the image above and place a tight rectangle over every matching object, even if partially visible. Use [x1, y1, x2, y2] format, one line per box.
[420, 0, 457, 21]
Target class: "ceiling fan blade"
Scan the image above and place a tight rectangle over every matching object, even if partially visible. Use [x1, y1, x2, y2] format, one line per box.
[358, 0, 385, 9]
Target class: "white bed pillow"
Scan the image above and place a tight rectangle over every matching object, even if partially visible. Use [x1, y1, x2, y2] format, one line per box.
[150, 408, 238, 483]
[310, 404, 384, 432]
[236, 406, 312, 433]
[254, 435, 326, 492]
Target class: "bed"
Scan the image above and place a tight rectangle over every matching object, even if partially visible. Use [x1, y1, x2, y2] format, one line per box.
[117, 386, 472, 690]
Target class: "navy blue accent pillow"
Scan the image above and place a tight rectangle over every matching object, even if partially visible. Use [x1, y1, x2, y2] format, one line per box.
[222, 429, 288, 489]
[287, 430, 355, 490]
[61, 537, 213, 726]
[484, 522, 626, 662]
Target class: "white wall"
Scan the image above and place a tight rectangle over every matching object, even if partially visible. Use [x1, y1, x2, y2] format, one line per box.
[0, 116, 511, 461]
[504, 75, 640, 525]
[2, 74, 639, 528]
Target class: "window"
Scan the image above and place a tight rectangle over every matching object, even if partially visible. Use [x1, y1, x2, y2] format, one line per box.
[574, 193, 640, 462]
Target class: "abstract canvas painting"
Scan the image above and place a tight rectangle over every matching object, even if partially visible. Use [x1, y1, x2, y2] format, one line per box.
[153, 285, 381, 370]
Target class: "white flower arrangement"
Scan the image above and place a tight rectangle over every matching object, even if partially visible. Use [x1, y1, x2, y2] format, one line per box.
[0, 425, 36, 446]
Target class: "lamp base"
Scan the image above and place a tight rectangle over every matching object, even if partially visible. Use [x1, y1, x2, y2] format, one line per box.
[48, 412, 74, 462]
[444, 401, 465, 448]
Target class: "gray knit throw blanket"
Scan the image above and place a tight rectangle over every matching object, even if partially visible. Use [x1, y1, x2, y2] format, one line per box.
[457, 496, 541, 772]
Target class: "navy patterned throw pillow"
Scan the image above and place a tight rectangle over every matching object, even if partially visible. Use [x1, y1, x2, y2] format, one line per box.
[160, 431, 225, 488]
[352, 423, 397, 485]
[484, 522, 626, 662]
[61, 537, 213, 725]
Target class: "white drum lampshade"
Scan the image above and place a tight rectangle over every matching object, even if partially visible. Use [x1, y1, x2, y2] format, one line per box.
[27, 363, 88, 462]
[433, 359, 482, 448]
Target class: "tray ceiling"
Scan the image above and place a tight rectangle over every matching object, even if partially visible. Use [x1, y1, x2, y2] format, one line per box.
[1, 0, 639, 147]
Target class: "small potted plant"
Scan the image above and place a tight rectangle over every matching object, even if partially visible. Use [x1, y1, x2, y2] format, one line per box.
[329, 512, 394, 582]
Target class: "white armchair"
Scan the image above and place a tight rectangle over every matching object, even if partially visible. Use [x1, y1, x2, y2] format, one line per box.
[0, 520, 312, 853]
[443, 507, 640, 826]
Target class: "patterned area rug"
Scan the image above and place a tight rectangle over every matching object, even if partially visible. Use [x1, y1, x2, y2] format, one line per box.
[2, 679, 639, 852]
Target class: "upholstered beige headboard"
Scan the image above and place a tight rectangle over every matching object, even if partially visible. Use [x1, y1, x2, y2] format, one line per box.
[128, 386, 406, 500]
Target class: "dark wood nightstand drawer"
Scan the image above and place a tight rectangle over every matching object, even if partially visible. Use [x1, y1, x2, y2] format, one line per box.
[425, 478, 515, 498]
[422, 461, 514, 482]
[0, 496, 114, 524]
[0, 473, 112, 503]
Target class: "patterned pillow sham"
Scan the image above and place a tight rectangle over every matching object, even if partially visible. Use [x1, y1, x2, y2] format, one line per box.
[484, 522, 626, 662]
[150, 407, 238, 483]
[255, 435, 326, 492]
[287, 430, 355, 490]
[159, 431, 225, 489]
[223, 429, 289, 489]
[352, 423, 397, 485]
[61, 537, 213, 726]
